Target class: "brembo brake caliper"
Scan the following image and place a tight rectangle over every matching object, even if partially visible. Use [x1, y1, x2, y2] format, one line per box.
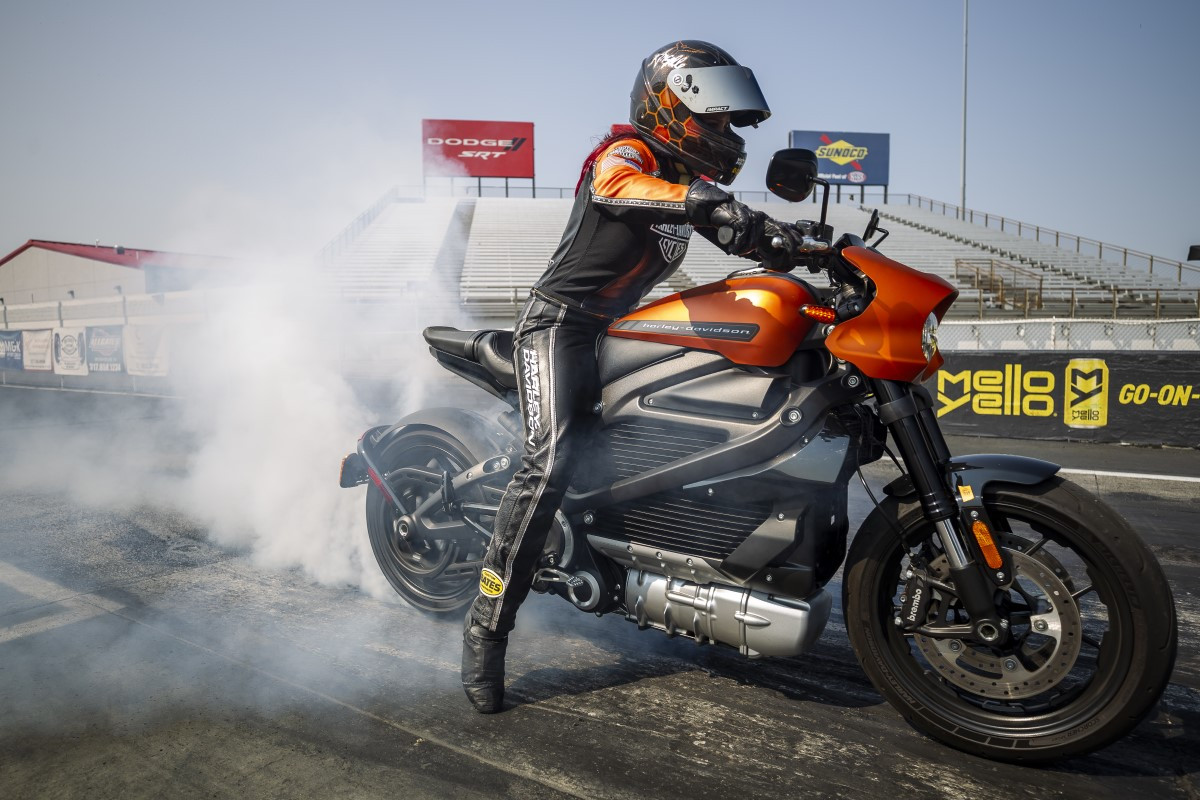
[899, 564, 933, 630]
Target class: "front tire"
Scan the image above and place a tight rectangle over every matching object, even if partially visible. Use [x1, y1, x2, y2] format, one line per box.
[844, 476, 1177, 763]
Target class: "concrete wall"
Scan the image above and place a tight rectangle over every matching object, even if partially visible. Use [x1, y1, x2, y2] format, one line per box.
[0, 249, 147, 304]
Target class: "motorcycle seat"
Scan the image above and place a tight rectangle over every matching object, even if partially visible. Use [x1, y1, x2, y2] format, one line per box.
[423, 326, 517, 390]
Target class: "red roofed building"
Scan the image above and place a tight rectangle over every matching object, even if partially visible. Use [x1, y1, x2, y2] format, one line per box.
[0, 240, 238, 304]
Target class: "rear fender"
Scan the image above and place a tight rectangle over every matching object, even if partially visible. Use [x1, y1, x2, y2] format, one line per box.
[339, 408, 517, 510]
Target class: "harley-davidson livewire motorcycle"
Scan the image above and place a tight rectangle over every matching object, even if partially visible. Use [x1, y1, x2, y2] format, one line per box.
[339, 149, 1176, 762]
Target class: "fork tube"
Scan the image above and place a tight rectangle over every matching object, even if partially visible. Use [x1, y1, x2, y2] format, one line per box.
[873, 380, 957, 523]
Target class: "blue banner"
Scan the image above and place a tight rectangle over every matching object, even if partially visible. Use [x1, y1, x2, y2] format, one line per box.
[0, 330, 21, 369]
[86, 326, 124, 373]
[788, 130, 890, 186]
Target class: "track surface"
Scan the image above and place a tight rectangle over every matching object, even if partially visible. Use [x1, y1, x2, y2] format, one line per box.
[0, 388, 1197, 798]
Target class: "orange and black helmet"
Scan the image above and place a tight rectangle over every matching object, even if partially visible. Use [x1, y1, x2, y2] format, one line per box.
[630, 40, 770, 185]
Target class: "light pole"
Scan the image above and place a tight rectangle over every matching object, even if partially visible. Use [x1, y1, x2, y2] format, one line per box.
[961, 0, 969, 219]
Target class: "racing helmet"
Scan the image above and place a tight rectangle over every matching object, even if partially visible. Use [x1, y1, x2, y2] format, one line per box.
[630, 40, 770, 185]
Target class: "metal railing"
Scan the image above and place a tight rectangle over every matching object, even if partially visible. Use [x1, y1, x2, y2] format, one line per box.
[954, 258, 1045, 313]
[904, 193, 1199, 284]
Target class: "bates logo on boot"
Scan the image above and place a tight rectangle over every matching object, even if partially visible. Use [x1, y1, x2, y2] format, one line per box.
[479, 568, 506, 598]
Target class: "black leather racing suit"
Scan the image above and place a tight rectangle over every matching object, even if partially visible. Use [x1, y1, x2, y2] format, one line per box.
[470, 133, 729, 634]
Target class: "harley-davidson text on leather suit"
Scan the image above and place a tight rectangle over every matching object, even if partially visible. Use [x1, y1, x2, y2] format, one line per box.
[470, 134, 707, 634]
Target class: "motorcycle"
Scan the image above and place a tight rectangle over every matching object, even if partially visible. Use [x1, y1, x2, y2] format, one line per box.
[338, 149, 1177, 762]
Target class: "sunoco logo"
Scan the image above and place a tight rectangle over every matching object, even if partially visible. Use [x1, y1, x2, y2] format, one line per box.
[816, 140, 868, 165]
[1064, 358, 1108, 428]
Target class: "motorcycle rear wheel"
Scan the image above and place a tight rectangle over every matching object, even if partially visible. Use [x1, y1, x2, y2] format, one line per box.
[844, 476, 1176, 763]
[366, 428, 487, 614]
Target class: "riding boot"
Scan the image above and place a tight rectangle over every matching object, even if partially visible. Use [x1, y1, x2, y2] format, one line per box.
[461, 613, 508, 713]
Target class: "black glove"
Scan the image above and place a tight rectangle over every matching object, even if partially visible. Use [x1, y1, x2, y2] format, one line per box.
[756, 219, 805, 271]
[685, 180, 764, 256]
[794, 219, 834, 243]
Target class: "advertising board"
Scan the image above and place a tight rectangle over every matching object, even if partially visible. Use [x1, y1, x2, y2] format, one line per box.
[422, 119, 534, 178]
[788, 130, 890, 186]
[934, 352, 1200, 446]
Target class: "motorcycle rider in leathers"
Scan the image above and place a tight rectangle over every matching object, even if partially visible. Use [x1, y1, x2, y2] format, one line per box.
[462, 40, 823, 712]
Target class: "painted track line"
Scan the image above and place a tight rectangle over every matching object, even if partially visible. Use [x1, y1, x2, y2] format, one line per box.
[1059, 467, 1200, 483]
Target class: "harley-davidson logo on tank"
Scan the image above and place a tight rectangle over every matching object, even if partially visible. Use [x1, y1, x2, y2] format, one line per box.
[422, 119, 534, 178]
[789, 130, 890, 186]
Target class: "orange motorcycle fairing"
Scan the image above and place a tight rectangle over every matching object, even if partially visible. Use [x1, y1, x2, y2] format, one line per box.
[607, 274, 818, 368]
[826, 246, 958, 383]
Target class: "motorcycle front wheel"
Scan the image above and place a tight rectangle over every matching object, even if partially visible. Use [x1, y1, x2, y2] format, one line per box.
[844, 476, 1177, 763]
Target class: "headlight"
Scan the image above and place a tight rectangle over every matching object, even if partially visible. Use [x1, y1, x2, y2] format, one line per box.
[921, 312, 939, 360]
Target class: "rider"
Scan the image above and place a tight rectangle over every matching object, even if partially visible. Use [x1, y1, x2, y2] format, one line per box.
[462, 39, 817, 712]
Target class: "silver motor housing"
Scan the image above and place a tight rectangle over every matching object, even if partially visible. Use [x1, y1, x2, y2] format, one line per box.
[625, 569, 832, 658]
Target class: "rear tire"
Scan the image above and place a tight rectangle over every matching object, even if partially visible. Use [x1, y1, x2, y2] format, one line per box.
[844, 476, 1177, 763]
[366, 426, 489, 615]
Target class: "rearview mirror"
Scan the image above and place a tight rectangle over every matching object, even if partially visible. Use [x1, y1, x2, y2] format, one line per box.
[766, 149, 819, 202]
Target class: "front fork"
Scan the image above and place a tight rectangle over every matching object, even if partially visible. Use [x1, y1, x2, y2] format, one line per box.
[873, 379, 1010, 646]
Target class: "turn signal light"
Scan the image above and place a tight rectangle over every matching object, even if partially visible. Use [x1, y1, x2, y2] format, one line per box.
[800, 304, 837, 323]
[972, 520, 1004, 569]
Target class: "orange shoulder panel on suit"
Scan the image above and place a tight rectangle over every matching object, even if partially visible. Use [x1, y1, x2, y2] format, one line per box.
[591, 138, 688, 205]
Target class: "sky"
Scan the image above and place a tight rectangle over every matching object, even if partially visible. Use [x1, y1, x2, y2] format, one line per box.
[1, 0, 1197, 263]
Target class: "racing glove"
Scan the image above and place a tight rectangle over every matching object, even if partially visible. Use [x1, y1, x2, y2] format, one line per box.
[685, 180, 764, 257]
[757, 219, 835, 271]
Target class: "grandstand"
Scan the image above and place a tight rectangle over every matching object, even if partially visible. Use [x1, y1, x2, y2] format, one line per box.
[319, 191, 1200, 329]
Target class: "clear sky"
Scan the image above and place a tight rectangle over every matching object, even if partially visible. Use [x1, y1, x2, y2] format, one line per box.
[1, 0, 1196, 263]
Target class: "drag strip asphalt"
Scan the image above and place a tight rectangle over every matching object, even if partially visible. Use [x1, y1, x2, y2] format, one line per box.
[0, 390, 1197, 799]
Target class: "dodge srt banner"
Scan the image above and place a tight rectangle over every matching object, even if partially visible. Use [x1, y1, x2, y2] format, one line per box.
[788, 130, 890, 186]
[934, 352, 1200, 446]
[422, 119, 534, 178]
[0, 330, 21, 369]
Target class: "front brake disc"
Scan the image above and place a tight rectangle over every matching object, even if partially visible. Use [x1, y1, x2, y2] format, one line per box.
[914, 549, 1083, 700]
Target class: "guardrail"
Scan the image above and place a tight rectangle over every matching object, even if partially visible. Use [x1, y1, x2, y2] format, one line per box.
[904, 193, 1199, 285]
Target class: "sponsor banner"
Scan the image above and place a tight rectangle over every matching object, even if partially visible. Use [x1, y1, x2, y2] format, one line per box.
[53, 328, 89, 376]
[124, 325, 170, 377]
[0, 330, 22, 369]
[934, 352, 1200, 446]
[422, 119, 534, 178]
[86, 326, 124, 373]
[788, 130, 890, 185]
[22, 329, 53, 371]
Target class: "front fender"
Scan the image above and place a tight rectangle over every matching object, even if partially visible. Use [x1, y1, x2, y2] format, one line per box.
[882, 453, 1060, 501]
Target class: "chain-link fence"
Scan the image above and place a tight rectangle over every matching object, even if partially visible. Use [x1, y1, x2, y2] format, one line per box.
[940, 318, 1200, 351]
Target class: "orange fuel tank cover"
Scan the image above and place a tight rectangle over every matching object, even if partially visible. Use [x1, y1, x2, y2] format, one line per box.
[608, 274, 817, 368]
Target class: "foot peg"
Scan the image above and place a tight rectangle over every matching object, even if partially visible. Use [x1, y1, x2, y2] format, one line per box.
[532, 567, 601, 611]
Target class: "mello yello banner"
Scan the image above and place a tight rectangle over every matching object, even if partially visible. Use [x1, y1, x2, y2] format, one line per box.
[934, 351, 1200, 446]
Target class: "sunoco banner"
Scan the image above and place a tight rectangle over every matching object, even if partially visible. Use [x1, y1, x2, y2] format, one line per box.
[788, 130, 890, 186]
[124, 325, 169, 377]
[0, 331, 22, 369]
[934, 352, 1200, 446]
[53, 328, 89, 376]
[22, 329, 52, 371]
[86, 326, 124, 373]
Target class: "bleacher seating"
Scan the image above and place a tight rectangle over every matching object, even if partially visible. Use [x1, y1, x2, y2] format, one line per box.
[320, 199, 459, 301]
[319, 194, 1198, 324]
[877, 203, 1199, 318]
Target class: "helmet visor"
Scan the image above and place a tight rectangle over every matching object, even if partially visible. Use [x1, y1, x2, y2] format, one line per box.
[666, 65, 770, 126]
